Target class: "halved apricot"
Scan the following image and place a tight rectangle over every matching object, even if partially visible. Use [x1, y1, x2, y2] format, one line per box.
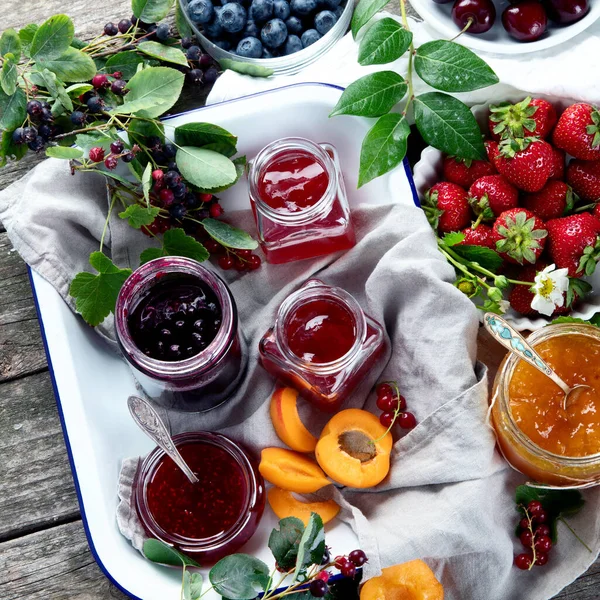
[315, 409, 393, 488]
[270, 387, 317, 453]
[259, 447, 330, 493]
[267, 486, 340, 525]
[360, 560, 444, 600]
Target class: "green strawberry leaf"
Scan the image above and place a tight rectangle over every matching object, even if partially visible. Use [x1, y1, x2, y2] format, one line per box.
[441, 232, 466, 247]
[452, 244, 503, 272]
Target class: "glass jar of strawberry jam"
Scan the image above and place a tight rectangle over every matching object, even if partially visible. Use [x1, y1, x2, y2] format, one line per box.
[491, 323, 600, 486]
[247, 137, 355, 264]
[134, 431, 265, 563]
[259, 279, 386, 412]
[115, 257, 246, 412]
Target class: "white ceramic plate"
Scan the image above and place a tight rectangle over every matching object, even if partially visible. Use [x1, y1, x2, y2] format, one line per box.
[412, 93, 600, 331]
[410, 0, 600, 55]
[30, 83, 419, 600]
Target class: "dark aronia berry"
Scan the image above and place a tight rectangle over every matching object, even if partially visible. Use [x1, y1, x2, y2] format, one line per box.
[204, 67, 219, 84]
[122, 151, 135, 163]
[27, 100, 42, 116]
[12, 128, 25, 144]
[170, 203, 187, 220]
[181, 36, 194, 48]
[309, 579, 328, 597]
[118, 18, 133, 33]
[349, 549, 368, 566]
[111, 141, 125, 154]
[28, 136, 45, 152]
[71, 110, 86, 126]
[104, 22, 119, 35]
[111, 79, 128, 95]
[22, 127, 37, 143]
[320, 546, 331, 565]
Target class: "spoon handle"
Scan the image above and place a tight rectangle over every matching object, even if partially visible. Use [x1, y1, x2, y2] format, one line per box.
[483, 313, 571, 396]
[128, 395, 199, 484]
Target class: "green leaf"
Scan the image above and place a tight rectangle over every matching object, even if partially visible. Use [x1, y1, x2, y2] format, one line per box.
[0, 87, 27, 130]
[209, 554, 270, 600]
[414, 41, 499, 93]
[351, 0, 391, 37]
[111, 95, 168, 116]
[104, 51, 145, 80]
[358, 18, 412, 66]
[0, 29, 21, 59]
[137, 41, 188, 67]
[550, 316, 598, 327]
[198, 154, 246, 193]
[123, 66, 184, 118]
[268, 517, 305, 572]
[30, 14, 74, 61]
[0, 128, 27, 167]
[45, 145, 84, 159]
[65, 83, 93, 98]
[140, 228, 210, 264]
[358, 113, 410, 187]
[202, 218, 258, 250]
[132, 0, 175, 23]
[142, 162, 153, 203]
[329, 71, 407, 118]
[452, 244, 503, 272]
[176, 146, 237, 192]
[128, 117, 164, 146]
[36, 47, 97, 82]
[174, 122, 238, 151]
[176, 1, 194, 38]
[414, 92, 486, 161]
[441, 232, 466, 247]
[18, 24, 38, 58]
[219, 58, 273, 78]
[1, 54, 18, 96]
[142, 538, 201, 568]
[183, 570, 204, 600]
[69, 252, 132, 327]
[76, 130, 118, 157]
[70, 37, 88, 50]
[119, 204, 160, 228]
[33, 68, 73, 112]
[294, 513, 326, 581]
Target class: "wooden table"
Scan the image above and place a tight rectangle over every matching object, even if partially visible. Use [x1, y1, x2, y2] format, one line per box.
[0, 2, 598, 598]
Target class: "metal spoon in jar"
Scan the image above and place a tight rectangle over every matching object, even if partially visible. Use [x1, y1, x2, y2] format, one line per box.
[483, 314, 590, 410]
[127, 395, 199, 484]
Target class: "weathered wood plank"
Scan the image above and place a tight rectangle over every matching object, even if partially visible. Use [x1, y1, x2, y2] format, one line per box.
[0, 519, 129, 600]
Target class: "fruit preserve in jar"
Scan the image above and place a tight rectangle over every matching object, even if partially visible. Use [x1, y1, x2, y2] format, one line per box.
[248, 137, 355, 264]
[491, 322, 600, 486]
[259, 279, 386, 412]
[115, 257, 246, 412]
[134, 431, 265, 563]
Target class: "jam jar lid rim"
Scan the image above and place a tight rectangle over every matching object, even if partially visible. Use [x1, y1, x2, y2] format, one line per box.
[248, 137, 339, 224]
[499, 323, 600, 465]
[135, 431, 260, 547]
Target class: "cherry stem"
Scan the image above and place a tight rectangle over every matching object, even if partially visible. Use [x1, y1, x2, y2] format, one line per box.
[450, 17, 473, 42]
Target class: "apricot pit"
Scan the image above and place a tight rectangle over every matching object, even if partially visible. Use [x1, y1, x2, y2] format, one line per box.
[259, 447, 330, 493]
[269, 387, 317, 453]
[267, 486, 340, 525]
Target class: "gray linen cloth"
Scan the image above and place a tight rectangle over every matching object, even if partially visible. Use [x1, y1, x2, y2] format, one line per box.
[2, 158, 600, 600]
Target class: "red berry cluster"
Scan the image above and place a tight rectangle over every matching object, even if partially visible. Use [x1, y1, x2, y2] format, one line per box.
[514, 500, 553, 570]
[375, 382, 417, 431]
[332, 549, 367, 582]
[208, 242, 261, 272]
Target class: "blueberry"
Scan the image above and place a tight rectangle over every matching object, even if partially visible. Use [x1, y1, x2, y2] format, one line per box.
[204, 67, 219, 83]
[301, 28, 321, 46]
[285, 15, 303, 33]
[203, 18, 224, 38]
[155, 22, 171, 40]
[236, 36, 263, 57]
[218, 3, 247, 32]
[186, 45, 202, 60]
[173, 182, 188, 199]
[70, 111, 86, 126]
[12, 128, 24, 144]
[291, 0, 318, 14]
[250, 0, 274, 23]
[28, 136, 45, 152]
[261, 18, 287, 47]
[320, 0, 341, 8]
[163, 143, 177, 158]
[283, 33, 303, 54]
[334, 5, 343, 18]
[181, 36, 194, 48]
[274, 0, 291, 19]
[243, 19, 260, 36]
[188, 0, 215, 23]
[213, 38, 233, 50]
[38, 124, 53, 139]
[314, 10, 336, 34]
[262, 47, 276, 57]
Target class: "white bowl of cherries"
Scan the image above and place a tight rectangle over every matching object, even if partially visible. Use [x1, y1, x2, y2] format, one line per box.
[410, 0, 600, 54]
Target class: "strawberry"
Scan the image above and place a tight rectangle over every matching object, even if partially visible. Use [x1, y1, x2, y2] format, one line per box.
[485, 140, 501, 168]
[494, 138, 554, 192]
[595, 203, 600, 220]
[547, 146, 565, 181]
[493, 208, 548, 264]
[553, 103, 600, 161]
[422, 182, 471, 233]
[522, 180, 575, 220]
[458, 224, 500, 249]
[546, 213, 600, 277]
[442, 156, 496, 189]
[469, 175, 519, 223]
[489, 97, 557, 141]
[566, 159, 600, 201]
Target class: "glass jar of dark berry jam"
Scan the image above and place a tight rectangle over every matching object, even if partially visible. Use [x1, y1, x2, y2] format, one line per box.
[259, 279, 386, 412]
[248, 137, 355, 264]
[115, 257, 246, 412]
[133, 431, 265, 564]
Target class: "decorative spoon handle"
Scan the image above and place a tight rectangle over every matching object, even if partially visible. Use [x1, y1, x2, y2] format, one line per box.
[483, 313, 571, 396]
[127, 395, 199, 484]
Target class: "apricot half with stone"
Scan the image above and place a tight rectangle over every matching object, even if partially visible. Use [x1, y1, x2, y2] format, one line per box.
[267, 487, 340, 525]
[270, 387, 317, 453]
[315, 409, 393, 488]
[360, 560, 444, 600]
[259, 447, 330, 493]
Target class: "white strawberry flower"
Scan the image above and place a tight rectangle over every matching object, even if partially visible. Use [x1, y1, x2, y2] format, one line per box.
[530, 264, 570, 316]
[498, 299, 511, 314]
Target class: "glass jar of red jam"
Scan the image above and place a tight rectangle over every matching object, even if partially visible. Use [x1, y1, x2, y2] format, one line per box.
[247, 137, 355, 264]
[133, 431, 265, 563]
[259, 279, 386, 412]
[115, 257, 246, 412]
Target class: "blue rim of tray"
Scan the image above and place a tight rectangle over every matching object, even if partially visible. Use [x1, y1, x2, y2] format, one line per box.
[27, 82, 420, 600]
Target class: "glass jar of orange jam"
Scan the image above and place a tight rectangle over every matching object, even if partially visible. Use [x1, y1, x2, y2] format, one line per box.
[491, 323, 600, 486]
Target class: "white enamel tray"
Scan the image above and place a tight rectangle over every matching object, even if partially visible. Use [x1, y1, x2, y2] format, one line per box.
[30, 83, 419, 600]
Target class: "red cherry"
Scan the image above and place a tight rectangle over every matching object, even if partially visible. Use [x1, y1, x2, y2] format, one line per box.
[398, 395, 407, 411]
[520, 530, 533, 548]
[376, 383, 394, 398]
[535, 535, 552, 553]
[237, 249, 252, 258]
[543, 0, 589, 23]
[535, 551, 549, 566]
[247, 254, 262, 270]
[452, 0, 497, 33]
[514, 553, 533, 570]
[502, 1, 548, 42]
[376, 394, 396, 412]
[218, 255, 234, 270]
[398, 411, 417, 429]
[379, 412, 395, 428]
[112, 71, 123, 79]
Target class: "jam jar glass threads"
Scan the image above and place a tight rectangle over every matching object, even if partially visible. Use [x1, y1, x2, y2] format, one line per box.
[248, 137, 355, 264]
[259, 279, 386, 412]
[115, 257, 246, 412]
[133, 431, 265, 563]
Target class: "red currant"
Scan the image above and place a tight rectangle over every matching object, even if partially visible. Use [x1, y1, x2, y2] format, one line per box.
[209, 203, 224, 217]
[237, 249, 251, 258]
[218, 255, 234, 270]
[89, 147, 105, 162]
[309, 579, 328, 597]
[204, 239, 221, 254]
[376, 383, 394, 398]
[398, 411, 417, 429]
[379, 411, 395, 428]
[519, 530, 533, 548]
[340, 562, 356, 578]
[247, 254, 262, 270]
[376, 395, 396, 412]
[514, 553, 533, 570]
[152, 169, 164, 181]
[534, 524, 550, 538]
[534, 535, 552, 553]
[528, 501, 543, 516]
[233, 258, 247, 271]
[533, 510, 548, 525]
[159, 189, 175, 206]
[348, 549, 368, 567]
[199, 193, 213, 203]
[519, 518, 529, 531]
[535, 552, 549, 566]
[316, 571, 330, 582]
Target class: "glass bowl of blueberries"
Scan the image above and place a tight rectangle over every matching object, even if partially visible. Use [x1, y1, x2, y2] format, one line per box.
[179, 0, 352, 76]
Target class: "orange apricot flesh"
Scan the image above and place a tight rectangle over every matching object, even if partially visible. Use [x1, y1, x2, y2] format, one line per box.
[270, 387, 317, 453]
[267, 486, 340, 525]
[259, 447, 330, 493]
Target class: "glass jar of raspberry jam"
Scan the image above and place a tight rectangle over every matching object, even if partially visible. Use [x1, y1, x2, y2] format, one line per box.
[133, 431, 265, 563]
[115, 257, 246, 412]
[248, 137, 355, 264]
[259, 279, 386, 412]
